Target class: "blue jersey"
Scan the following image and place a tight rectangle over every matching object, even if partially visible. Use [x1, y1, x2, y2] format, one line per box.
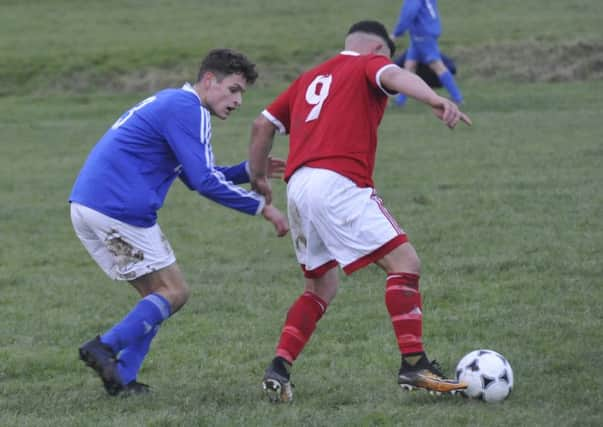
[392, 0, 442, 38]
[70, 83, 264, 227]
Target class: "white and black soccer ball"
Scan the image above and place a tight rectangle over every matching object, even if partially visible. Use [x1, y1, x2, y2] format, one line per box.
[455, 349, 514, 402]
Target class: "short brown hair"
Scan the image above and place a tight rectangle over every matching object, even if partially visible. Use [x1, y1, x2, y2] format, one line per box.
[197, 48, 258, 84]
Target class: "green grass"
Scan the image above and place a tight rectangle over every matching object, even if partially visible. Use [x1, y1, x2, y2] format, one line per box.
[1, 1, 603, 426]
[1, 0, 602, 93]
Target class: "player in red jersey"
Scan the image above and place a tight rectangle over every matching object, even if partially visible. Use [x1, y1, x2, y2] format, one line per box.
[249, 20, 472, 402]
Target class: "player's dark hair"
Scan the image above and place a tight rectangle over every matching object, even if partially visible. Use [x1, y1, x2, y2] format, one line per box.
[347, 20, 396, 57]
[197, 48, 258, 84]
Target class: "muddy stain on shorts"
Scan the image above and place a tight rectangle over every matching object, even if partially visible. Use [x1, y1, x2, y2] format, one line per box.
[289, 203, 307, 251]
[105, 229, 144, 272]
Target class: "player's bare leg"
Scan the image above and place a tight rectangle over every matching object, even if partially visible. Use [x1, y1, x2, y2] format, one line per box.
[79, 264, 188, 396]
[378, 243, 467, 394]
[262, 267, 337, 402]
[129, 262, 190, 313]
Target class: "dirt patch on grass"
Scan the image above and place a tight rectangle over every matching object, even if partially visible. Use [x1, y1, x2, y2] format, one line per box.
[453, 39, 603, 82]
[45, 62, 308, 94]
[46, 65, 197, 94]
[40, 39, 603, 94]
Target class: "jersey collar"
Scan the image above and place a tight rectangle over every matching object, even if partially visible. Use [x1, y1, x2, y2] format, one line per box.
[340, 50, 360, 56]
[182, 82, 201, 101]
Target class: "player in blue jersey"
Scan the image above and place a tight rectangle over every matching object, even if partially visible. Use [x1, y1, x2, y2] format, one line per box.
[70, 48, 289, 396]
[391, 0, 463, 106]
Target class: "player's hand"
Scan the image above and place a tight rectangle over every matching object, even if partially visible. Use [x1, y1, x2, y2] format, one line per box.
[262, 204, 289, 237]
[252, 176, 273, 204]
[431, 96, 472, 129]
[267, 156, 286, 179]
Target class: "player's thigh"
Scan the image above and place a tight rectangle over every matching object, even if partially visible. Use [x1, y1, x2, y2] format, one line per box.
[323, 190, 405, 272]
[287, 168, 337, 272]
[406, 41, 419, 62]
[427, 60, 448, 75]
[298, 171, 406, 271]
[411, 36, 442, 64]
[375, 242, 420, 275]
[70, 203, 176, 281]
[71, 203, 123, 277]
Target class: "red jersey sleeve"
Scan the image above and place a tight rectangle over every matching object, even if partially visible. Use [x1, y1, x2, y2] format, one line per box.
[262, 79, 299, 134]
[364, 55, 399, 96]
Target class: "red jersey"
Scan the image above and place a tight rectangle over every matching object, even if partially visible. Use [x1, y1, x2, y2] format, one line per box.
[263, 51, 397, 188]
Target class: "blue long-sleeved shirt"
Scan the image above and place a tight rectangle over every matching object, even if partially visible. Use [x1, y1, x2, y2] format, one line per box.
[392, 0, 442, 38]
[70, 83, 265, 227]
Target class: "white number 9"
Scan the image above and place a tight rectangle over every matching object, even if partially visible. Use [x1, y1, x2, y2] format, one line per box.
[305, 74, 332, 122]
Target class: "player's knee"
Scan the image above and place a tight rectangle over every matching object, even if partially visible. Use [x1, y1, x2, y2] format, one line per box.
[429, 60, 448, 76]
[404, 61, 417, 73]
[405, 250, 421, 274]
[170, 281, 190, 311]
[380, 243, 421, 274]
[305, 268, 339, 304]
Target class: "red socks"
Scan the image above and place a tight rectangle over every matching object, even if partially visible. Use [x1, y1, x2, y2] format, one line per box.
[274, 274, 422, 363]
[385, 273, 424, 355]
[276, 291, 327, 363]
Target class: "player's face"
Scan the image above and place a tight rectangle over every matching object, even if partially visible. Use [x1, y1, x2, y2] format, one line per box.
[204, 73, 247, 120]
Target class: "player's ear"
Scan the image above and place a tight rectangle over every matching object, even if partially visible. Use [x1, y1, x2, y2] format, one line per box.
[201, 71, 216, 89]
[374, 42, 390, 57]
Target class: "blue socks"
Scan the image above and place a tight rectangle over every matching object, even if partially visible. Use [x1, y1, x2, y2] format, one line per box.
[438, 70, 463, 104]
[100, 293, 171, 383]
[117, 325, 159, 384]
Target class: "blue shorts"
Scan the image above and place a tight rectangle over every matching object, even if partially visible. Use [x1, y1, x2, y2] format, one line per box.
[406, 35, 442, 64]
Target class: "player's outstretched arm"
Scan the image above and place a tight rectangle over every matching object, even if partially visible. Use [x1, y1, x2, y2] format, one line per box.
[430, 98, 472, 129]
[249, 115, 278, 204]
[262, 204, 289, 237]
[381, 66, 472, 129]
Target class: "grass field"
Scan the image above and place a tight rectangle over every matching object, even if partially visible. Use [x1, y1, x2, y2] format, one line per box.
[1, 1, 602, 426]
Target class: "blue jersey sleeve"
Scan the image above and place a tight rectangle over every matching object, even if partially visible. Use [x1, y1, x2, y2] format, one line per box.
[180, 162, 250, 187]
[163, 99, 264, 216]
[214, 161, 250, 185]
[393, 0, 421, 37]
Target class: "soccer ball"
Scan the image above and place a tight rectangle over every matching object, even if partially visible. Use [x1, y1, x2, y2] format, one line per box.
[455, 349, 514, 402]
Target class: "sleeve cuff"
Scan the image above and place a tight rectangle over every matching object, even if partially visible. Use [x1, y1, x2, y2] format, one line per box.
[244, 160, 251, 180]
[255, 195, 266, 216]
[262, 110, 286, 134]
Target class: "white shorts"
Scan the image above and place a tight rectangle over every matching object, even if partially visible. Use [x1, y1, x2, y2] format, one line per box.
[286, 167, 407, 277]
[70, 203, 176, 281]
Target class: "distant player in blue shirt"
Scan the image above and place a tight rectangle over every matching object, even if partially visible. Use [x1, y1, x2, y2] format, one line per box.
[391, 0, 463, 106]
[70, 48, 289, 396]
